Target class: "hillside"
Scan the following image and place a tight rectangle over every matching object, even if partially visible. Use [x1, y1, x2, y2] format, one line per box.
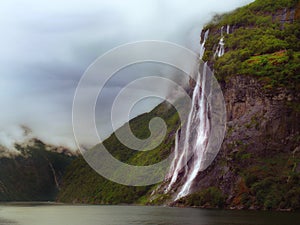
[0, 139, 75, 201]
[57, 102, 180, 204]
[58, 0, 300, 210]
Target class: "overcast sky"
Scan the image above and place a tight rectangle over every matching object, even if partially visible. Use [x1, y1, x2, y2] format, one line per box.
[0, 0, 254, 151]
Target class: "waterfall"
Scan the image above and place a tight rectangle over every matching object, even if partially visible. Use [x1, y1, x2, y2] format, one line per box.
[214, 26, 227, 58]
[175, 63, 210, 200]
[217, 37, 225, 57]
[165, 130, 179, 188]
[164, 30, 211, 199]
[165, 68, 203, 194]
[46, 158, 60, 190]
[200, 30, 209, 59]
[226, 25, 230, 34]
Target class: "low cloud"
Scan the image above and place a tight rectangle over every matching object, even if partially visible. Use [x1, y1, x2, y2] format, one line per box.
[0, 0, 254, 151]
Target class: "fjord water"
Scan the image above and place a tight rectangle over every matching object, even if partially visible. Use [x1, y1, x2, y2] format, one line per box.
[1, 204, 300, 225]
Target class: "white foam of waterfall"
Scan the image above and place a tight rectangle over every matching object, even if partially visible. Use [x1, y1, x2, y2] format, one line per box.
[214, 26, 226, 58]
[200, 30, 209, 59]
[165, 130, 179, 188]
[165, 71, 201, 193]
[175, 63, 210, 200]
[218, 37, 225, 57]
[164, 29, 210, 194]
[162, 24, 227, 200]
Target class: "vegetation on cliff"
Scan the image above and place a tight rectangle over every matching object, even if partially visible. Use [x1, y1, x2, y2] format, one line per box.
[203, 0, 300, 90]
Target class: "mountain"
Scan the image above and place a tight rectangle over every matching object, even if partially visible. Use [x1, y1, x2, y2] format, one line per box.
[58, 0, 300, 210]
[57, 102, 180, 204]
[0, 139, 76, 201]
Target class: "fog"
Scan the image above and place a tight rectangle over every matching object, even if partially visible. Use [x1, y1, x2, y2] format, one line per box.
[0, 0, 254, 151]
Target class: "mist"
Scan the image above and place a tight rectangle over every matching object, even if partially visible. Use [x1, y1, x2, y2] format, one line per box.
[0, 0, 254, 152]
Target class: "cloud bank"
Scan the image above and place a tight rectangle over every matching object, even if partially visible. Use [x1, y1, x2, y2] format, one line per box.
[0, 0, 254, 151]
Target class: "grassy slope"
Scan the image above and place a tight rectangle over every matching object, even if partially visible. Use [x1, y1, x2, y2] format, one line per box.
[57, 102, 180, 204]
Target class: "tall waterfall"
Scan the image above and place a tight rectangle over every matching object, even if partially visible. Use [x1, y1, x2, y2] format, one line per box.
[175, 63, 210, 200]
[164, 30, 211, 199]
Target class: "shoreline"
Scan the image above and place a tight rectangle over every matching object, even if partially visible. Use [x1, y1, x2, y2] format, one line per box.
[1, 201, 298, 213]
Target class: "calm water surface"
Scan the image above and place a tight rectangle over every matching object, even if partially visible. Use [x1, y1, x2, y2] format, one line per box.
[0, 203, 300, 225]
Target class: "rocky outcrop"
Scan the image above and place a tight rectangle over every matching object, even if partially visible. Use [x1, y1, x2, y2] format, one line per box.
[170, 2, 300, 209]
[173, 73, 300, 210]
[272, 3, 300, 27]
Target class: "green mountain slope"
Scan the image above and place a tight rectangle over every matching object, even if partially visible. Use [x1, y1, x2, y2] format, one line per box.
[57, 102, 180, 204]
[0, 140, 75, 201]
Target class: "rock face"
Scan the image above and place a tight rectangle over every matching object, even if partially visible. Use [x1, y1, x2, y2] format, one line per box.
[171, 0, 300, 210]
[176, 75, 300, 209]
[272, 4, 300, 27]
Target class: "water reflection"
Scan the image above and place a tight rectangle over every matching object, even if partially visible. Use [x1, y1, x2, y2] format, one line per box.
[0, 217, 18, 225]
[0, 203, 299, 225]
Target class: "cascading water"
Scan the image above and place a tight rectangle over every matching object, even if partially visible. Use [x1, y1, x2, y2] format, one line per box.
[216, 37, 225, 57]
[214, 25, 230, 58]
[226, 24, 230, 34]
[164, 30, 211, 199]
[175, 63, 210, 200]
[200, 30, 209, 59]
[165, 130, 179, 188]
[165, 68, 204, 194]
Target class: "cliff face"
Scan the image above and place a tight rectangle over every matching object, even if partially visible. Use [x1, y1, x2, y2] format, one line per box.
[174, 76, 300, 210]
[272, 1, 300, 26]
[172, 0, 300, 210]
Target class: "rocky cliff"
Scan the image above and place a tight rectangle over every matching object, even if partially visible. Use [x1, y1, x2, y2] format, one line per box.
[173, 75, 300, 210]
[169, 0, 300, 210]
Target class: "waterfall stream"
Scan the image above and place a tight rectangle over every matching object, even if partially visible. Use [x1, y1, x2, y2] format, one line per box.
[175, 63, 210, 200]
[200, 30, 209, 59]
[164, 30, 211, 199]
[214, 25, 230, 58]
